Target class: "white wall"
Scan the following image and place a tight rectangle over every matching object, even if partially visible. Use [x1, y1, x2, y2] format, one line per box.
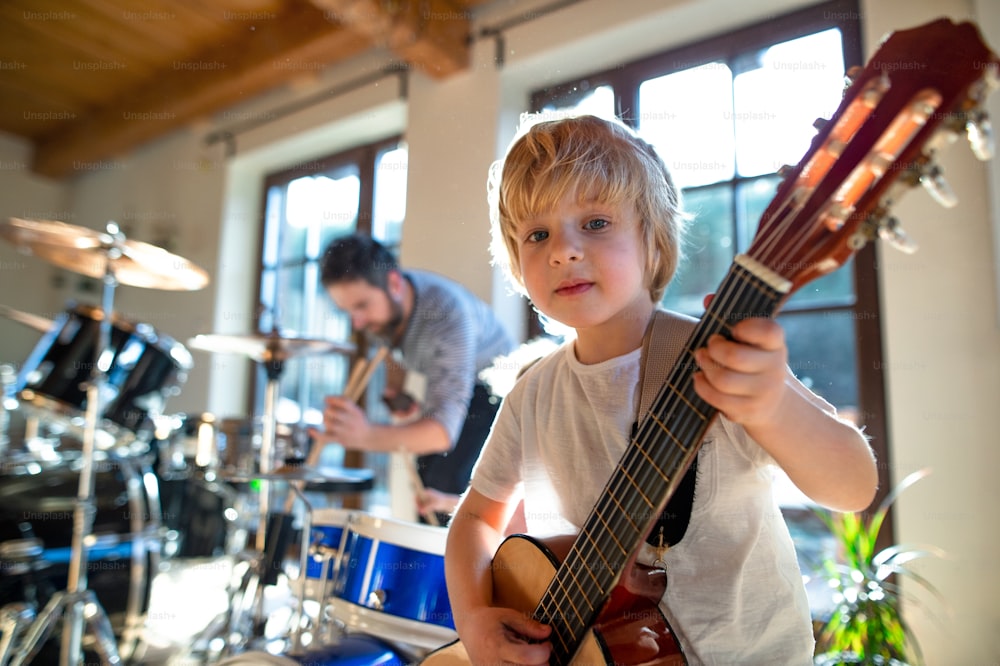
[864, 1, 1000, 662]
[1, 0, 998, 661]
[0, 134, 71, 370]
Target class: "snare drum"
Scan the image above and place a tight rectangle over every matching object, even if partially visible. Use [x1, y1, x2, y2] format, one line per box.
[15, 304, 192, 443]
[330, 514, 456, 650]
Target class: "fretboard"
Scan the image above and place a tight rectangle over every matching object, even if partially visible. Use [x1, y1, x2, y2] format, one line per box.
[533, 256, 788, 664]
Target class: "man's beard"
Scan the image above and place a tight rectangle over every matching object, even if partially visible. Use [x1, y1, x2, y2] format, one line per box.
[369, 293, 405, 343]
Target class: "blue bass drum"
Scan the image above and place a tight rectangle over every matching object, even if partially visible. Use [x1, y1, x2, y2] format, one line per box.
[329, 514, 456, 650]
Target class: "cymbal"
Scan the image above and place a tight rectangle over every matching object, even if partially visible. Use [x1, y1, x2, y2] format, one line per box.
[188, 331, 355, 363]
[1, 218, 209, 291]
[0, 304, 52, 332]
[223, 465, 374, 486]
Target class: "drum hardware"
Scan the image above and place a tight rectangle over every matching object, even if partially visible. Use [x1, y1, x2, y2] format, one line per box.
[1, 363, 15, 460]
[0, 603, 34, 666]
[187, 329, 362, 655]
[188, 329, 356, 552]
[189, 483, 314, 661]
[1, 217, 206, 666]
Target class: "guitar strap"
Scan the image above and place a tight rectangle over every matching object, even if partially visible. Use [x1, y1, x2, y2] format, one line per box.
[637, 308, 699, 549]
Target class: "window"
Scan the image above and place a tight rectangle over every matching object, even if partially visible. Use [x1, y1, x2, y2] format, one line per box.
[256, 138, 407, 472]
[532, 0, 889, 620]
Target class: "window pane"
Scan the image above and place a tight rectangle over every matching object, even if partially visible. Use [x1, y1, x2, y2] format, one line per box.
[661, 184, 734, 314]
[274, 263, 305, 333]
[733, 29, 844, 178]
[373, 145, 408, 245]
[317, 171, 361, 258]
[639, 63, 735, 188]
[736, 175, 780, 251]
[263, 186, 283, 267]
[738, 175, 855, 307]
[778, 309, 858, 409]
[539, 84, 616, 119]
[282, 176, 312, 263]
[258, 268, 277, 332]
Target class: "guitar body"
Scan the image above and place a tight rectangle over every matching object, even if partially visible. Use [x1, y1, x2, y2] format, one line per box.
[423, 534, 686, 665]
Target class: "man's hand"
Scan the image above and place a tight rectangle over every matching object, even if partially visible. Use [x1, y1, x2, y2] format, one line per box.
[314, 395, 373, 451]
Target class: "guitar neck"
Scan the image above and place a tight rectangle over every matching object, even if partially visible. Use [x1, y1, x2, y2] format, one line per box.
[534, 254, 789, 663]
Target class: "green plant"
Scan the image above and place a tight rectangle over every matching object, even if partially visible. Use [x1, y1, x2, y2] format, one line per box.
[813, 468, 946, 666]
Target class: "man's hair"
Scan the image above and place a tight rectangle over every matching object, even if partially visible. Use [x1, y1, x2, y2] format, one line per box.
[319, 233, 399, 289]
[488, 114, 687, 302]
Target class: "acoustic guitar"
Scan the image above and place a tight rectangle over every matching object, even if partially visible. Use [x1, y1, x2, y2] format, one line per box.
[424, 18, 999, 665]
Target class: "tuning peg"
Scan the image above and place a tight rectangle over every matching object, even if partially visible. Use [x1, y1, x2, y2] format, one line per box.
[813, 117, 829, 131]
[843, 66, 863, 90]
[878, 216, 919, 254]
[919, 164, 958, 208]
[966, 109, 994, 161]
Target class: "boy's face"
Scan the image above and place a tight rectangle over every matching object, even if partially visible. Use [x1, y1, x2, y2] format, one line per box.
[515, 191, 650, 333]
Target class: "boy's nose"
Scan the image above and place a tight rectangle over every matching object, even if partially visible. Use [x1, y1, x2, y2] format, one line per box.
[549, 232, 582, 264]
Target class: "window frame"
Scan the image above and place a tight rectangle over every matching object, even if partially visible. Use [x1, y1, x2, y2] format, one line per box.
[250, 135, 404, 482]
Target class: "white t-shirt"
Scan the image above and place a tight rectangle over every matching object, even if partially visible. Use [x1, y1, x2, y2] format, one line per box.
[470, 340, 815, 664]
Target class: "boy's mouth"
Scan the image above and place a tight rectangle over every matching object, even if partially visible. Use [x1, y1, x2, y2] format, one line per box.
[555, 279, 593, 296]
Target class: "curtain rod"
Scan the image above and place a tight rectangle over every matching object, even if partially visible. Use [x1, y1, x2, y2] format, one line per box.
[203, 66, 408, 155]
[474, 0, 587, 67]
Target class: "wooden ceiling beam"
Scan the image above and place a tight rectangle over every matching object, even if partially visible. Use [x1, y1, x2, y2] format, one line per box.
[30, 2, 372, 178]
[310, 0, 470, 78]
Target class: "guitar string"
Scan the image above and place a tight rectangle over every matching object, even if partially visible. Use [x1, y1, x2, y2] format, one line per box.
[544, 270, 768, 652]
[538, 264, 781, 659]
[540, 268, 772, 655]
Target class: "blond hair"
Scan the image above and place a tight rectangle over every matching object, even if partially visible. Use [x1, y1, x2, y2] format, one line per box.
[488, 114, 686, 302]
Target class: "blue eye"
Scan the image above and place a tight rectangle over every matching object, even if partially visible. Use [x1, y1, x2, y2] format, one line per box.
[527, 230, 548, 243]
[585, 218, 609, 230]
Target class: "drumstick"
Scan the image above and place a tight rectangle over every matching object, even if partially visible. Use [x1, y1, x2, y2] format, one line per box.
[283, 347, 389, 513]
[346, 345, 389, 402]
[304, 345, 389, 468]
[404, 451, 439, 526]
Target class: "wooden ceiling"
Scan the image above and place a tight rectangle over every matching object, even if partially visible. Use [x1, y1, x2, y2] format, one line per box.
[0, 0, 490, 179]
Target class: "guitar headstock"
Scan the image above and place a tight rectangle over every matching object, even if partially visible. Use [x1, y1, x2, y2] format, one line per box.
[747, 18, 999, 292]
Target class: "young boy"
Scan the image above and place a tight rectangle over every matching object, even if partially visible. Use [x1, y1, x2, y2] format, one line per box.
[443, 115, 878, 664]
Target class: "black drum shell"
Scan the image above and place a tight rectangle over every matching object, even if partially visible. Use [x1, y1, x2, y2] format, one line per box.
[15, 304, 192, 440]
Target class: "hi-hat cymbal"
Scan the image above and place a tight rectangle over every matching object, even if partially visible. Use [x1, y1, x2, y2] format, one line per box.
[188, 331, 355, 363]
[1, 218, 209, 291]
[0, 304, 52, 332]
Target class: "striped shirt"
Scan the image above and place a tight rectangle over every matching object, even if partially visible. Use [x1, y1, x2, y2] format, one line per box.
[398, 270, 515, 444]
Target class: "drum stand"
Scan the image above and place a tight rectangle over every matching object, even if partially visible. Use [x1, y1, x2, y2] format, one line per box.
[187, 358, 305, 659]
[9, 232, 125, 666]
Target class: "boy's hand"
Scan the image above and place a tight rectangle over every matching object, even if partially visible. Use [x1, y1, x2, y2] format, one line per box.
[458, 606, 552, 666]
[692, 316, 789, 430]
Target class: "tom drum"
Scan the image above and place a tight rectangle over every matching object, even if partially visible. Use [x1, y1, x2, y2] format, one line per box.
[329, 514, 456, 650]
[15, 304, 192, 444]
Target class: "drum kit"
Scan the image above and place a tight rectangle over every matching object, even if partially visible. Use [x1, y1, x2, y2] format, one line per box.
[0, 218, 457, 665]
